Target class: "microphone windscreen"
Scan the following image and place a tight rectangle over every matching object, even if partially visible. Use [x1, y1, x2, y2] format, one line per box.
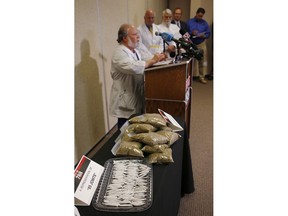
[170, 52, 176, 58]
[161, 32, 173, 42]
[183, 32, 191, 40]
[179, 29, 186, 35]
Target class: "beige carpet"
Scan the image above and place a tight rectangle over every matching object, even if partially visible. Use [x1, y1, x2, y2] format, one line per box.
[178, 79, 213, 216]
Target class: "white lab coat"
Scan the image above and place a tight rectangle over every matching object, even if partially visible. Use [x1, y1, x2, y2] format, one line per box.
[157, 23, 182, 49]
[137, 23, 164, 55]
[137, 42, 153, 61]
[109, 44, 146, 119]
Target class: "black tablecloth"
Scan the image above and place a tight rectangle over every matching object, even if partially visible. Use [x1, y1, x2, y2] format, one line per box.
[76, 118, 194, 216]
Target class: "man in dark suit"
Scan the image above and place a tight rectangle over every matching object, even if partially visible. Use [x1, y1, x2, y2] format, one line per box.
[171, 8, 188, 32]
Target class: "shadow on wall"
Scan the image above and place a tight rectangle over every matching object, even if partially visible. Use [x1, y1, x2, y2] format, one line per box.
[75, 39, 105, 162]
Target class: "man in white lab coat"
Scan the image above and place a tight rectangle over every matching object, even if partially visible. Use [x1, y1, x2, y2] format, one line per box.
[157, 8, 182, 57]
[137, 9, 164, 56]
[109, 24, 166, 128]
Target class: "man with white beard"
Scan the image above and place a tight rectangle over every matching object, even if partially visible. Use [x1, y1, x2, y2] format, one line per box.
[109, 24, 166, 128]
[157, 9, 182, 58]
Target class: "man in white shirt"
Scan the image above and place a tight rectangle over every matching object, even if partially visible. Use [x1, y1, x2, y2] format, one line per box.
[109, 24, 165, 128]
[137, 9, 164, 57]
[157, 9, 182, 57]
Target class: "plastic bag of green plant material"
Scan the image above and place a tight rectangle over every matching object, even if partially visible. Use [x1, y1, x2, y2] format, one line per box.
[144, 113, 167, 128]
[128, 115, 147, 124]
[129, 113, 167, 128]
[116, 140, 144, 157]
[147, 148, 174, 164]
[131, 132, 169, 146]
[141, 144, 169, 153]
[158, 126, 173, 132]
[156, 130, 181, 146]
[133, 123, 158, 133]
[121, 123, 157, 141]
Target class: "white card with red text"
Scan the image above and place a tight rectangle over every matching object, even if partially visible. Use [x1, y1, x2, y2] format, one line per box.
[158, 109, 183, 131]
[74, 155, 104, 206]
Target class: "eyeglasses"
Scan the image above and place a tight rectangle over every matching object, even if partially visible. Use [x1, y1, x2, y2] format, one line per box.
[164, 15, 172, 19]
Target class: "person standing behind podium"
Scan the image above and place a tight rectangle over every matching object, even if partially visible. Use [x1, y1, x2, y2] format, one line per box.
[171, 7, 188, 33]
[137, 9, 164, 56]
[109, 24, 166, 128]
[157, 8, 182, 58]
[187, 7, 211, 84]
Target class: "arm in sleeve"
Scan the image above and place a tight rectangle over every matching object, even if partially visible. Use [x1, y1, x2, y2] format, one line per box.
[137, 42, 153, 61]
[204, 21, 211, 39]
[186, 20, 192, 34]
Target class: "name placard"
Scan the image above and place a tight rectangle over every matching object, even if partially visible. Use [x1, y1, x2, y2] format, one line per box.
[158, 109, 184, 131]
[74, 155, 104, 206]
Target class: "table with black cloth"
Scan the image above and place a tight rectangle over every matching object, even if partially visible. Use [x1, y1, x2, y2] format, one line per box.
[76, 117, 195, 216]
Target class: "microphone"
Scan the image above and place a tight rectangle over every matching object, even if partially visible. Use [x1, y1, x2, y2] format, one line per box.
[155, 32, 202, 60]
[155, 32, 176, 56]
[178, 29, 201, 56]
[155, 32, 188, 47]
[178, 38, 198, 50]
[179, 29, 191, 41]
[155, 32, 174, 42]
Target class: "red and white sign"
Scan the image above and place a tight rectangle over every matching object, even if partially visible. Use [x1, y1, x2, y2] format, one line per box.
[74, 155, 104, 206]
[158, 109, 183, 131]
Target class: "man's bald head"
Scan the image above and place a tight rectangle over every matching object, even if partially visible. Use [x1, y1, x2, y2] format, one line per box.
[144, 9, 155, 26]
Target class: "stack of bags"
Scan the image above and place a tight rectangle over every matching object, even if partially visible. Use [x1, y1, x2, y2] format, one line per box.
[115, 113, 181, 164]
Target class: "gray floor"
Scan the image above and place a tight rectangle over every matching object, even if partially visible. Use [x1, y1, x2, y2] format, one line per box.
[178, 79, 213, 216]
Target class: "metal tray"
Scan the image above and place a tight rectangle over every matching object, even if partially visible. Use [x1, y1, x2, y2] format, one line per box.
[92, 157, 153, 212]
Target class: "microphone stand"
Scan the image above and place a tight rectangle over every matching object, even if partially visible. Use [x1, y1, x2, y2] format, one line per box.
[175, 42, 182, 63]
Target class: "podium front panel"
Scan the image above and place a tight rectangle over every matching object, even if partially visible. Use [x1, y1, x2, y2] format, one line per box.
[144, 60, 191, 101]
[145, 99, 187, 117]
[144, 59, 193, 134]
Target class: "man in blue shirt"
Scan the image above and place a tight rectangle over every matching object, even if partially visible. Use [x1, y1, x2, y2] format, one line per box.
[187, 7, 211, 84]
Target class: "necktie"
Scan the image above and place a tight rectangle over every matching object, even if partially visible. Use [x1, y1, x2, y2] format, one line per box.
[149, 26, 153, 34]
[177, 21, 180, 28]
[135, 52, 139, 60]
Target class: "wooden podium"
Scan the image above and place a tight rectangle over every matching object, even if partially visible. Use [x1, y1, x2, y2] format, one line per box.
[144, 58, 194, 132]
